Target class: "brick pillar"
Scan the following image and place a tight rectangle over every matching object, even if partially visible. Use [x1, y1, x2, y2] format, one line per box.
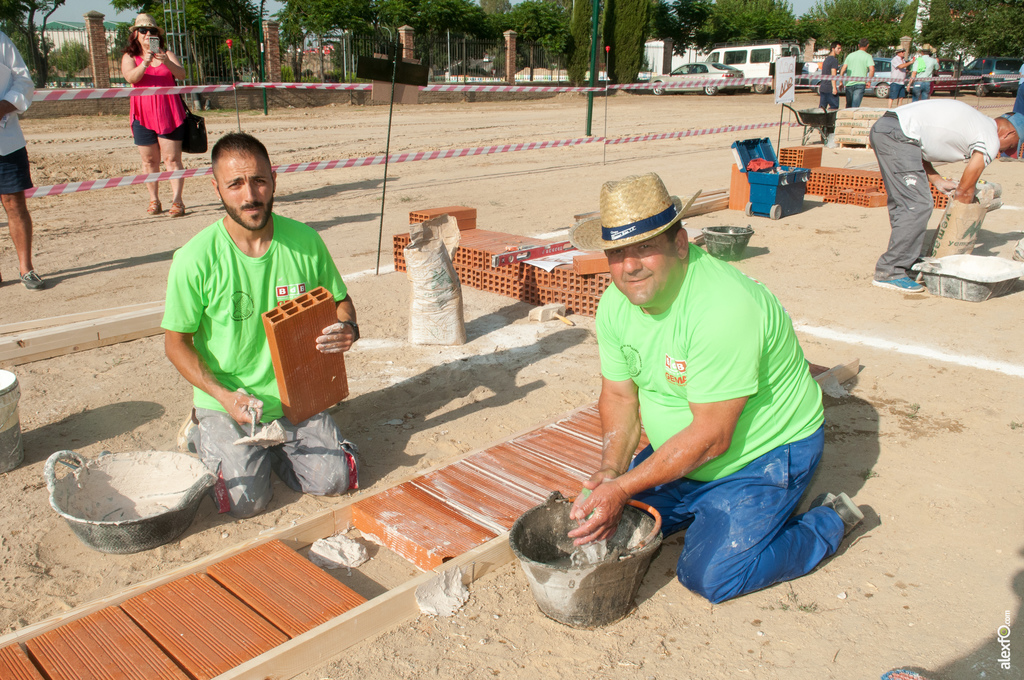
[804, 38, 816, 63]
[504, 30, 516, 84]
[661, 39, 673, 75]
[84, 11, 110, 88]
[263, 20, 281, 82]
[398, 25, 415, 62]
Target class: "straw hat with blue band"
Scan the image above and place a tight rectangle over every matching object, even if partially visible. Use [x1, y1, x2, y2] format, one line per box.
[999, 112, 1024, 159]
[569, 173, 701, 252]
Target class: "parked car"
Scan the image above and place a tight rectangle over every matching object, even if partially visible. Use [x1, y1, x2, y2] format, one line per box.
[650, 63, 746, 96]
[871, 58, 893, 98]
[704, 40, 802, 94]
[929, 58, 959, 95]
[958, 57, 1023, 97]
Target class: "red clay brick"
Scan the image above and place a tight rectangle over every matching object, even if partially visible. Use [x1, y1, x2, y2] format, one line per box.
[464, 443, 589, 499]
[409, 206, 477, 231]
[121, 573, 288, 680]
[411, 461, 545, 530]
[207, 540, 366, 639]
[0, 644, 46, 680]
[26, 607, 187, 680]
[351, 482, 497, 571]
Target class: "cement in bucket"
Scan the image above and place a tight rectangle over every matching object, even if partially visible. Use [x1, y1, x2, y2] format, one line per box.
[509, 492, 662, 628]
[0, 370, 23, 474]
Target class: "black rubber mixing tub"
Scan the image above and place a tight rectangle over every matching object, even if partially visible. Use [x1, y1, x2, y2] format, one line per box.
[702, 226, 755, 261]
[509, 492, 662, 628]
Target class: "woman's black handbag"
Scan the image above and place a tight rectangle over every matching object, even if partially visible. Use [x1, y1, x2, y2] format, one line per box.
[179, 96, 208, 154]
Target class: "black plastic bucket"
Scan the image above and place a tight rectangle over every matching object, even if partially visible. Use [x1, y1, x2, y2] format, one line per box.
[509, 492, 662, 628]
[702, 226, 755, 261]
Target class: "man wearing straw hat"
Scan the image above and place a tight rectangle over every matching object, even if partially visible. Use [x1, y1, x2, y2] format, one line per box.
[567, 173, 863, 604]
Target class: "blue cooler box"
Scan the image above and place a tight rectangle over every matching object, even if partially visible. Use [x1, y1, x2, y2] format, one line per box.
[731, 137, 811, 220]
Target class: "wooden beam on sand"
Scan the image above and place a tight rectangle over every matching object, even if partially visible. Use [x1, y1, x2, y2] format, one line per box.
[0, 305, 165, 367]
[0, 301, 163, 336]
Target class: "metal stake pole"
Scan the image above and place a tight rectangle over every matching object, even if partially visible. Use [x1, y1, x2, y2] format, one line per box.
[375, 35, 400, 275]
[603, 45, 610, 164]
[227, 40, 241, 131]
[585, 0, 599, 136]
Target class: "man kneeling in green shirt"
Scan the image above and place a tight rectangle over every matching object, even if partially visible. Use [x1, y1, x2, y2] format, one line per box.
[567, 173, 863, 603]
[162, 132, 359, 518]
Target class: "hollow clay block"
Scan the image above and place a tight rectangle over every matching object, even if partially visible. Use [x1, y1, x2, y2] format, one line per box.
[262, 286, 349, 425]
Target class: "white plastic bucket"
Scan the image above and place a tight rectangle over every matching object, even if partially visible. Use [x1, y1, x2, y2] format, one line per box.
[0, 370, 23, 473]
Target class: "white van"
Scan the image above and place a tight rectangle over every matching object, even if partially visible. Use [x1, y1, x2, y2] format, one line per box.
[704, 41, 803, 94]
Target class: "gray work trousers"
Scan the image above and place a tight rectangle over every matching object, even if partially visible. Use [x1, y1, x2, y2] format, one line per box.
[191, 408, 358, 518]
[869, 113, 935, 281]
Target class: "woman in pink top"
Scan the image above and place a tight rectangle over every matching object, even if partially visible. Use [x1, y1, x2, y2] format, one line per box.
[121, 14, 188, 217]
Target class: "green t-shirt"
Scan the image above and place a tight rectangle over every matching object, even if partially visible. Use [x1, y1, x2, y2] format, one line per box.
[843, 50, 874, 84]
[595, 246, 823, 482]
[161, 214, 347, 421]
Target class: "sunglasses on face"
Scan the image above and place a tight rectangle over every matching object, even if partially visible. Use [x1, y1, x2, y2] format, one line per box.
[136, 27, 158, 35]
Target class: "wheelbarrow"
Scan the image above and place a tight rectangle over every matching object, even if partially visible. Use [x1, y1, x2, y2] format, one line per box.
[782, 104, 837, 145]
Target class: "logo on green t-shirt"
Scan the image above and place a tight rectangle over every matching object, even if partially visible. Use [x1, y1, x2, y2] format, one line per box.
[622, 345, 642, 377]
[231, 291, 255, 321]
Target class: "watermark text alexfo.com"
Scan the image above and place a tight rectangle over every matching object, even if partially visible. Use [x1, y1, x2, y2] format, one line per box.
[998, 611, 1011, 670]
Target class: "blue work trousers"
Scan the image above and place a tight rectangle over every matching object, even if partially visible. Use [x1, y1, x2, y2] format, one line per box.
[631, 426, 843, 604]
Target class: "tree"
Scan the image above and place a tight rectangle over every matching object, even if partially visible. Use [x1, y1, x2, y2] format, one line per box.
[649, 0, 712, 54]
[700, 0, 797, 50]
[799, 0, 912, 53]
[502, 0, 571, 53]
[0, 0, 65, 87]
[922, 0, 1024, 58]
[49, 39, 89, 76]
[568, 0, 593, 84]
[480, 0, 512, 14]
[604, 0, 648, 83]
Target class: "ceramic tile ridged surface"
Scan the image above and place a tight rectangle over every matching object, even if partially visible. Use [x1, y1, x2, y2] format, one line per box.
[207, 540, 367, 639]
[351, 482, 498, 571]
[262, 286, 349, 424]
[411, 461, 546, 531]
[25, 607, 187, 680]
[0, 644, 46, 680]
[120, 573, 288, 680]
[513, 428, 604, 474]
[464, 443, 589, 500]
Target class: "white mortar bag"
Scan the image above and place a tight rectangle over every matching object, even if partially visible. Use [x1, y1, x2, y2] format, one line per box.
[929, 199, 986, 258]
[405, 214, 466, 345]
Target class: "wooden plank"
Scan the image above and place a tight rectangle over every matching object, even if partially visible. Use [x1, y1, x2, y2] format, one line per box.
[0, 308, 165, 367]
[0, 301, 163, 336]
[213, 535, 515, 680]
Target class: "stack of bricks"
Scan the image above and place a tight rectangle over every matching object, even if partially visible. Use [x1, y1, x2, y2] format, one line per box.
[394, 207, 611, 317]
[806, 167, 949, 210]
[778, 146, 822, 169]
[833, 108, 884, 148]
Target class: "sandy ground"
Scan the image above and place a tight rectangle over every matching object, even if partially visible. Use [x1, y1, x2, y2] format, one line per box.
[1, 89, 1023, 680]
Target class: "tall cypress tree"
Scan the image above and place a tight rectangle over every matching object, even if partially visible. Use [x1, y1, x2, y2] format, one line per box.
[606, 0, 649, 83]
[568, 0, 592, 85]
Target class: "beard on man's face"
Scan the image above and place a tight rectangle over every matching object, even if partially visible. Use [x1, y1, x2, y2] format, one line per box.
[223, 195, 274, 232]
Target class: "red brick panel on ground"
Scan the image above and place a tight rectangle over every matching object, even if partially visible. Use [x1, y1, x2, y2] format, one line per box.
[351, 482, 498, 571]
[0, 644, 46, 680]
[25, 607, 188, 680]
[207, 540, 367, 639]
[120, 573, 288, 680]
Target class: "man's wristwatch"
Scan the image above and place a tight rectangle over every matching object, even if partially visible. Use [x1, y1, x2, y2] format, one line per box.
[339, 320, 360, 342]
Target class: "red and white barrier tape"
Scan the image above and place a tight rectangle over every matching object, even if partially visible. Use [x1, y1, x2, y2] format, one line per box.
[32, 74, 993, 101]
[32, 84, 235, 101]
[26, 137, 600, 198]
[606, 120, 795, 145]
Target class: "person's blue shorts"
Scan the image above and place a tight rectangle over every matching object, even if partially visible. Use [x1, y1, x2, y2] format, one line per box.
[889, 82, 907, 99]
[0, 146, 33, 195]
[818, 91, 840, 110]
[132, 119, 186, 146]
